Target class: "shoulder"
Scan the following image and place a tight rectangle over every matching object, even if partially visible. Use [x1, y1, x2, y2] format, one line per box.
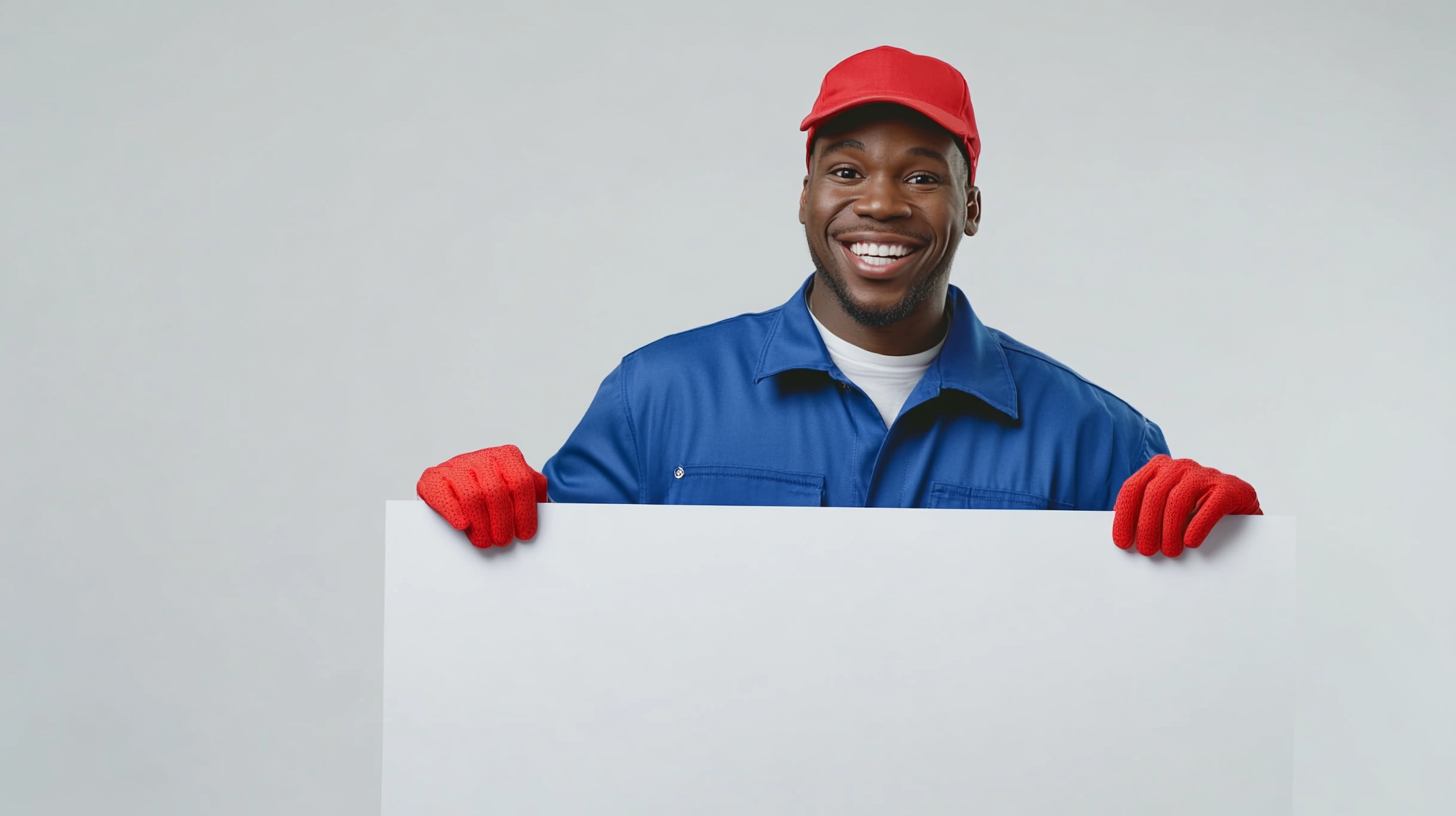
[623, 306, 782, 367]
[611, 304, 785, 397]
[989, 328, 1149, 421]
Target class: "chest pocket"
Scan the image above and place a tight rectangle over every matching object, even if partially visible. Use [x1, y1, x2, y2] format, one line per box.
[928, 482, 1055, 510]
[666, 464, 826, 507]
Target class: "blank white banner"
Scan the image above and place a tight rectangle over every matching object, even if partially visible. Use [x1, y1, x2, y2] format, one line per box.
[383, 502, 1295, 816]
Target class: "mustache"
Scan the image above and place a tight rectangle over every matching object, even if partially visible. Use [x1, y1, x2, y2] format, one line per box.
[827, 225, 932, 244]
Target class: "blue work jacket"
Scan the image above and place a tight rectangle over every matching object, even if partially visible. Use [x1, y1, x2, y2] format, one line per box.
[543, 276, 1169, 510]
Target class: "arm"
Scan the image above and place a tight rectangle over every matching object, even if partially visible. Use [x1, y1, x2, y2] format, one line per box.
[541, 362, 644, 504]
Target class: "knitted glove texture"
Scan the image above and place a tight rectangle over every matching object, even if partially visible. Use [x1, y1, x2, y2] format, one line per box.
[1112, 454, 1262, 557]
[416, 445, 549, 548]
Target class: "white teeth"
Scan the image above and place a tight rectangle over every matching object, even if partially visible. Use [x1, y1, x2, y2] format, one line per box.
[849, 242, 913, 258]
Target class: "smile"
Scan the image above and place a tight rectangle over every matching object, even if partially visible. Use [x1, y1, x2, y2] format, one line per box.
[837, 240, 923, 277]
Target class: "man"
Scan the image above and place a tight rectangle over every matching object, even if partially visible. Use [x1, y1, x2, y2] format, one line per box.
[417, 46, 1261, 558]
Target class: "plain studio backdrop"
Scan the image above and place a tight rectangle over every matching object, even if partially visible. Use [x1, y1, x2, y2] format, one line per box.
[1, 0, 1451, 813]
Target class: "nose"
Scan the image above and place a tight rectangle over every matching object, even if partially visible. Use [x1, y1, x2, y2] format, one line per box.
[853, 174, 912, 221]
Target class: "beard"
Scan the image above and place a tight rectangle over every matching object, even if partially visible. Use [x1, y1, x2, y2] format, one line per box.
[805, 227, 955, 329]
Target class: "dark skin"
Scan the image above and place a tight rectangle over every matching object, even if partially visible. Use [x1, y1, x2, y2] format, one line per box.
[800, 104, 982, 356]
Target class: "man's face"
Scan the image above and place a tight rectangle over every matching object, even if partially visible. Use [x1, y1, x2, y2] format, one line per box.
[799, 104, 980, 329]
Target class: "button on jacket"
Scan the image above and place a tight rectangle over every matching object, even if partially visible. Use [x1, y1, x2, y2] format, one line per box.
[543, 276, 1170, 510]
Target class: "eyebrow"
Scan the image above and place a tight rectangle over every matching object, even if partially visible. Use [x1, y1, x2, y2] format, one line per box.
[905, 146, 950, 166]
[820, 139, 950, 167]
[821, 139, 866, 155]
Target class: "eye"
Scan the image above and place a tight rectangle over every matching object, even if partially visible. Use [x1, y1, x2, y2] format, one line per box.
[907, 173, 940, 185]
[830, 167, 862, 180]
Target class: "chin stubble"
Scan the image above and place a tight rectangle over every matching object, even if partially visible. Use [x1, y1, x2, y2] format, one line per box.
[805, 230, 954, 329]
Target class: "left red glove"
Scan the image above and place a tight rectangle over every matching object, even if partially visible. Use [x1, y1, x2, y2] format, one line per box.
[1112, 455, 1262, 557]
[416, 445, 549, 548]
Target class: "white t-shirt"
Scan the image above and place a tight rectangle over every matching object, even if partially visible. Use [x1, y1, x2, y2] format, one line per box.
[809, 308, 946, 429]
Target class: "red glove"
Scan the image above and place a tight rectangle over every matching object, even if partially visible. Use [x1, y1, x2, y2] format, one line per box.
[1112, 455, 1262, 557]
[416, 445, 549, 548]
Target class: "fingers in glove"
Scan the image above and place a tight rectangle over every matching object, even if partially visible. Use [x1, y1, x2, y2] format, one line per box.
[464, 520, 497, 549]
[534, 470, 549, 503]
[417, 468, 469, 530]
[1161, 475, 1214, 558]
[1112, 454, 1167, 549]
[489, 446, 541, 541]
[1136, 459, 1194, 556]
[453, 465, 499, 549]
[1184, 478, 1260, 548]
[472, 461, 517, 547]
[1183, 489, 1227, 550]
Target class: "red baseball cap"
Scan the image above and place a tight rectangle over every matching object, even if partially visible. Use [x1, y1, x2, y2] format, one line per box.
[800, 46, 980, 183]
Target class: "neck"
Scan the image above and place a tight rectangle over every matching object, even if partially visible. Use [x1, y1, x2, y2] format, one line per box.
[807, 276, 949, 356]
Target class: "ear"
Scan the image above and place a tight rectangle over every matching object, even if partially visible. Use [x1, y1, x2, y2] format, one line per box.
[964, 185, 982, 237]
[799, 175, 810, 225]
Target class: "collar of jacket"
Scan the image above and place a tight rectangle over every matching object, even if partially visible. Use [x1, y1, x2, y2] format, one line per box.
[753, 274, 1020, 420]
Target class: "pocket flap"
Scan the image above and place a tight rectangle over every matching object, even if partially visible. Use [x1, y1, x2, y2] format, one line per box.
[667, 465, 826, 507]
[928, 482, 1051, 510]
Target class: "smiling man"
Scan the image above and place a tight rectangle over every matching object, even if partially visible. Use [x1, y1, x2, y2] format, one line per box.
[416, 46, 1262, 558]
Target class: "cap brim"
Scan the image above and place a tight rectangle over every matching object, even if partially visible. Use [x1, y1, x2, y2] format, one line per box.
[799, 94, 968, 143]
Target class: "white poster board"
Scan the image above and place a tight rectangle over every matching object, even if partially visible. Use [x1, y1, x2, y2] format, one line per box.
[384, 502, 1295, 815]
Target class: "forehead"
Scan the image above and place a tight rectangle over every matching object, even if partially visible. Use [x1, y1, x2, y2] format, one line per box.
[815, 103, 957, 158]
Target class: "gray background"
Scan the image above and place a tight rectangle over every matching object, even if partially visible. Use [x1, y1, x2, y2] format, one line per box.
[1, 0, 1451, 813]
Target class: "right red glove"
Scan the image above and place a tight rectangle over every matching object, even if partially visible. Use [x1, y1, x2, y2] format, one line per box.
[416, 445, 549, 548]
[1112, 454, 1262, 557]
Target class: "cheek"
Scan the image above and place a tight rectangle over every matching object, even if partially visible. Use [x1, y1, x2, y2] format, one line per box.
[932, 204, 966, 242]
[806, 192, 851, 234]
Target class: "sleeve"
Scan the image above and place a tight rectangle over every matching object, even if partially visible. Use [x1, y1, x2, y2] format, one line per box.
[1087, 410, 1170, 511]
[541, 360, 644, 504]
[1141, 415, 1171, 462]
[1094, 413, 1171, 509]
